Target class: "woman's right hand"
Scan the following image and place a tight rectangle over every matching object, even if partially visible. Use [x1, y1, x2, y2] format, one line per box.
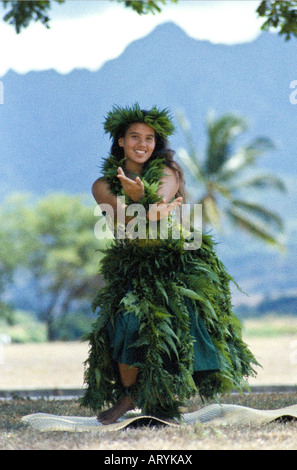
[117, 167, 145, 202]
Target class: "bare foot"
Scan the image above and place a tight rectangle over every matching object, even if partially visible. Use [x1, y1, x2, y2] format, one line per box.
[97, 395, 135, 425]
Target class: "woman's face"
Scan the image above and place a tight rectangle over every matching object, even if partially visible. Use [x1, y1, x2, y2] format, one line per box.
[118, 123, 156, 167]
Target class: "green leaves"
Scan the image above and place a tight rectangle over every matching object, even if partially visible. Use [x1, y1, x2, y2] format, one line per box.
[103, 103, 175, 140]
[226, 207, 284, 248]
[205, 113, 248, 176]
[256, 1, 297, 41]
[217, 137, 275, 183]
[231, 174, 286, 192]
[2, 0, 65, 33]
[230, 199, 284, 232]
[82, 232, 260, 415]
[118, 0, 177, 16]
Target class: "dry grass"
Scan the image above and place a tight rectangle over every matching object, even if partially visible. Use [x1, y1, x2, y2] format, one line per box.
[1, 393, 297, 450]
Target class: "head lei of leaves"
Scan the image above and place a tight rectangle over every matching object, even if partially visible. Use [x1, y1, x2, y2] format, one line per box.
[103, 103, 176, 141]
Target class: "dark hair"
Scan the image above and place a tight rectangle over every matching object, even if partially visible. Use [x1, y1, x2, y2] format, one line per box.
[110, 121, 186, 201]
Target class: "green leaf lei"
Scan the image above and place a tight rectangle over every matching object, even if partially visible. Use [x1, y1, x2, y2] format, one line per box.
[103, 103, 176, 141]
[101, 152, 166, 210]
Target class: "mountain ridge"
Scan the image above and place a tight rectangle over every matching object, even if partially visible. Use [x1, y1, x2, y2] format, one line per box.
[1, 22, 296, 305]
[1, 22, 297, 195]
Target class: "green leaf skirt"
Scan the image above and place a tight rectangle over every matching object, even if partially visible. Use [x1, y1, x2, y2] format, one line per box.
[81, 234, 259, 420]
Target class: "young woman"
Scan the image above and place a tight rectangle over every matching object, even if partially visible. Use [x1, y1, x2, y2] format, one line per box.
[81, 104, 258, 424]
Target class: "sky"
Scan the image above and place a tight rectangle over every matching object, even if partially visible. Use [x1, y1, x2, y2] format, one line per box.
[0, 1, 264, 77]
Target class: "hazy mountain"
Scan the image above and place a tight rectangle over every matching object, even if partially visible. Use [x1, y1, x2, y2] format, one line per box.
[1, 22, 296, 309]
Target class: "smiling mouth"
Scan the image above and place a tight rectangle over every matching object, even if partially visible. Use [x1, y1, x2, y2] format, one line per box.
[135, 150, 146, 155]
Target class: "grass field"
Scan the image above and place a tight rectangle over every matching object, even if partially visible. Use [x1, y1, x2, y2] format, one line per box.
[1, 316, 297, 450]
[1, 393, 297, 450]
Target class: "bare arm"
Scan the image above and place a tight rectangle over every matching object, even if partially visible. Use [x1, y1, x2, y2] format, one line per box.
[92, 165, 182, 222]
[92, 177, 126, 219]
[158, 166, 180, 203]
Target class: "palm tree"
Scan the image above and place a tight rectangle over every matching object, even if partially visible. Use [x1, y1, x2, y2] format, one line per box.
[177, 111, 286, 248]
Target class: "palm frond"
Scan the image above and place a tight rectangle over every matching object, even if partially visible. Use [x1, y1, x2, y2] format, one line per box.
[246, 137, 275, 153]
[217, 137, 275, 183]
[205, 113, 248, 175]
[177, 148, 203, 182]
[230, 174, 286, 192]
[230, 199, 284, 231]
[226, 207, 284, 248]
[214, 183, 232, 198]
[200, 195, 221, 230]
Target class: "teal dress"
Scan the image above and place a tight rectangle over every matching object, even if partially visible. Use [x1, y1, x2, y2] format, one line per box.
[107, 294, 220, 373]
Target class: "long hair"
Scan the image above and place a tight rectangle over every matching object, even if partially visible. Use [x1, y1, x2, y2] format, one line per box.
[110, 121, 186, 201]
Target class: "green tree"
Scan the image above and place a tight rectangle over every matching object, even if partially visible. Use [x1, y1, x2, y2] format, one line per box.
[2, 193, 108, 340]
[0, 196, 32, 324]
[2, 1, 297, 39]
[0, 225, 15, 324]
[1, 0, 177, 33]
[177, 112, 286, 248]
[256, 1, 297, 41]
[1, 0, 64, 33]
[117, 0, 177, 15]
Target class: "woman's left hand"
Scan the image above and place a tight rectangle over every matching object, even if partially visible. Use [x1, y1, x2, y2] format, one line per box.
[147, 197, 183, 221]
[117, 167, 145, 202]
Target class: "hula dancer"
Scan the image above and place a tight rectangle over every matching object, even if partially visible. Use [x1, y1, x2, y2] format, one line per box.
[81, 103, 258, 424]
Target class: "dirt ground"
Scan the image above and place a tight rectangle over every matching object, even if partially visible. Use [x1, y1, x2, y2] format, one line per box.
[1, 335, 296, 390]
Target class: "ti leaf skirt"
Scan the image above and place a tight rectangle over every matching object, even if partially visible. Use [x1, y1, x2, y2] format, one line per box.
[81, 235, 259, 420]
